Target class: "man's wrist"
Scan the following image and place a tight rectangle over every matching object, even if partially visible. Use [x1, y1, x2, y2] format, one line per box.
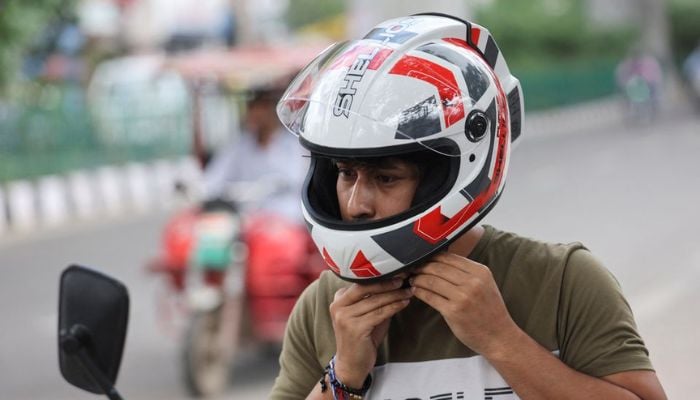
[482, 324, 529, 362]
[333, 357, 371, 389]
[326, 356, 373, 399]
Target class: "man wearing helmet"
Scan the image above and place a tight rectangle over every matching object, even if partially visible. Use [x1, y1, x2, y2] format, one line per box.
[270, 14, 666, 400]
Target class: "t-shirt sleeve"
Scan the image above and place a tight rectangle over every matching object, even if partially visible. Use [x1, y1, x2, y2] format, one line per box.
[557, 249, 654, 377]
[268, 279, 325, 400]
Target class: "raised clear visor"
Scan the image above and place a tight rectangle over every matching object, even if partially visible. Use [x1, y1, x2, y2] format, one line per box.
[277, 41, 493, 157]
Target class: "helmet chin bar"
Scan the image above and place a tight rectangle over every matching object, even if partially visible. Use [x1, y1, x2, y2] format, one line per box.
[324, 190, 503, 284]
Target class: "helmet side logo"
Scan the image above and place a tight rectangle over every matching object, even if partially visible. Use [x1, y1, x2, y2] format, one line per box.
[333, 46, 382, 118]
[333, 22, 415, 119]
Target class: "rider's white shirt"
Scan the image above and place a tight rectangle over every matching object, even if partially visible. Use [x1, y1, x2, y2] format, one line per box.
[203, 129, 308, 222]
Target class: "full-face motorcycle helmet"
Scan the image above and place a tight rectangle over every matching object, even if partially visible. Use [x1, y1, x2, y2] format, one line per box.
[277, 13, 524, 282]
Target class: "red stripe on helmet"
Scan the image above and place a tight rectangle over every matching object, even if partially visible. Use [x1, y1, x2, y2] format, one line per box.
[350, 250, 381, 278]
[389, 55, 465, 128]
[368, 48, 392, 70]
[322, 247, 341, 274]
[330, 45, 393, 71]
[470, 27, 481, 47]
[413, 65, 510, 244]
[443, 37, 472, 50]
[443, 37, 492, 68]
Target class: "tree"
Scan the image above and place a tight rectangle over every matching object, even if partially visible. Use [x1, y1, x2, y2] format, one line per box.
[0, 0, 69, 94]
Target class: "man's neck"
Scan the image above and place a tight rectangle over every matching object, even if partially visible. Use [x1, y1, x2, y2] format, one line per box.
[447, 225, 485, 259]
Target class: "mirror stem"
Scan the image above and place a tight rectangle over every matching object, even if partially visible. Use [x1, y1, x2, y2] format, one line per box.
[60, 324, 125, 400]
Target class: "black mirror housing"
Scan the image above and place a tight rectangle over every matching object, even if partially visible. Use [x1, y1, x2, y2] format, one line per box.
[58, 265, 129, 396]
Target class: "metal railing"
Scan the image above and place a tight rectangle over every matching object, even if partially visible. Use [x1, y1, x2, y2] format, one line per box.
[0, 82, 237, 183]
[516, 59, 618, 111]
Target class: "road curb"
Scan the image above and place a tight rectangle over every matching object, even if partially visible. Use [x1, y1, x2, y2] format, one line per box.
[0, 156, 202, 239]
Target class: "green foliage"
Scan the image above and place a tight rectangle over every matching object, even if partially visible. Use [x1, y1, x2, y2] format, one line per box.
[474, 0, 634, 109]
[517, 58, 618, 110]
[669, 0, 700, 62]
[0, 0, 69, 93]
[474, 0, 634, 68]
[284, 0, 345, 30]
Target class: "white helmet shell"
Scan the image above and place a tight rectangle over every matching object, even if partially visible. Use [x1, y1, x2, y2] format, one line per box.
[278, 14, 524, 282]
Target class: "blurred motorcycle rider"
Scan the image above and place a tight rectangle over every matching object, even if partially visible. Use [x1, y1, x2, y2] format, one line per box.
[682, 41, 700, 110]
[615, 46, 663, 120]
[202, 83, 308, 222]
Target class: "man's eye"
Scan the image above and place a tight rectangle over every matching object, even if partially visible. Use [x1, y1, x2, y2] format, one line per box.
[338, 168, 356, 179]
[376, 174, 398, 184]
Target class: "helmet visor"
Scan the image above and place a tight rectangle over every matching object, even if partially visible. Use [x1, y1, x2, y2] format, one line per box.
[277, 40, 496, 157]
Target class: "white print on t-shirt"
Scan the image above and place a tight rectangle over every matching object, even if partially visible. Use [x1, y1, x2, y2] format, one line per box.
[366, 356, 519, 400]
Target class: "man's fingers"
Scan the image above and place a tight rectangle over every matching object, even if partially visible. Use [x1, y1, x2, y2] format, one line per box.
[410, 273, 460, 301]
[334, 278, 404, 306]
[334, 287, 349, 301]
[347, 288, 413, 317]
[412, 286, 449, 314]
[358, 298, 411, 327]
[416, 261, 467, 286]
[431, 252, 491, 276]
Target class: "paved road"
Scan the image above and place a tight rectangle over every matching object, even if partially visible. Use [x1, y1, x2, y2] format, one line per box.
[1, 109, 698, 399]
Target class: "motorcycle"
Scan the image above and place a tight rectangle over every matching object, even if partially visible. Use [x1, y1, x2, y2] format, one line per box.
[621, 74, 658, 124]
[56, 43, 330, 399]
[146, 181, 325, 397]
[615, 53, 662, 125]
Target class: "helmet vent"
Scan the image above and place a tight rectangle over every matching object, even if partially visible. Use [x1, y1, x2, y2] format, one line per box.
[466, 110, 489, 142]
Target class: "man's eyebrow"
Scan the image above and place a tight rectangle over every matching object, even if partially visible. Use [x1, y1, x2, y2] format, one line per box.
[375, 163, 405, 171]
[333, 160, 354, 167]
[376, 159, 416, 170]
[332, 158, 412, 171]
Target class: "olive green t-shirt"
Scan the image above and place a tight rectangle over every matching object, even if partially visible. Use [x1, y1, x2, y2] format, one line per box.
[269, 225, 653, 399]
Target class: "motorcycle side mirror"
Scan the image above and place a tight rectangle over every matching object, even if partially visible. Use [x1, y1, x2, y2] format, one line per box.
[58, 265, 129, 400]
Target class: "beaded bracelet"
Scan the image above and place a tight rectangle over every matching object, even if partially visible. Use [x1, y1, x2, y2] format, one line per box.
[319, 355, 372, 400]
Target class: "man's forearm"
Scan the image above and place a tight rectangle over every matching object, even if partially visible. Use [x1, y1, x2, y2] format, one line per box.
[305, 378, 333, 400]
[485, 327, 655, 400]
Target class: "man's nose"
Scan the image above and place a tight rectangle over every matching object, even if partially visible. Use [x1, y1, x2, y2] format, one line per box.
[346, 176, 376, 221]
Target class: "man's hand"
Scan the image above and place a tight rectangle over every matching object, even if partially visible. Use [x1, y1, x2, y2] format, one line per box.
[410, 253, 518, 357]
[329, 277, 413, 388]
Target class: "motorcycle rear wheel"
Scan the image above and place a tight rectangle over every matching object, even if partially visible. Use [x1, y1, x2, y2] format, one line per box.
[182, 298, 242, 397]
